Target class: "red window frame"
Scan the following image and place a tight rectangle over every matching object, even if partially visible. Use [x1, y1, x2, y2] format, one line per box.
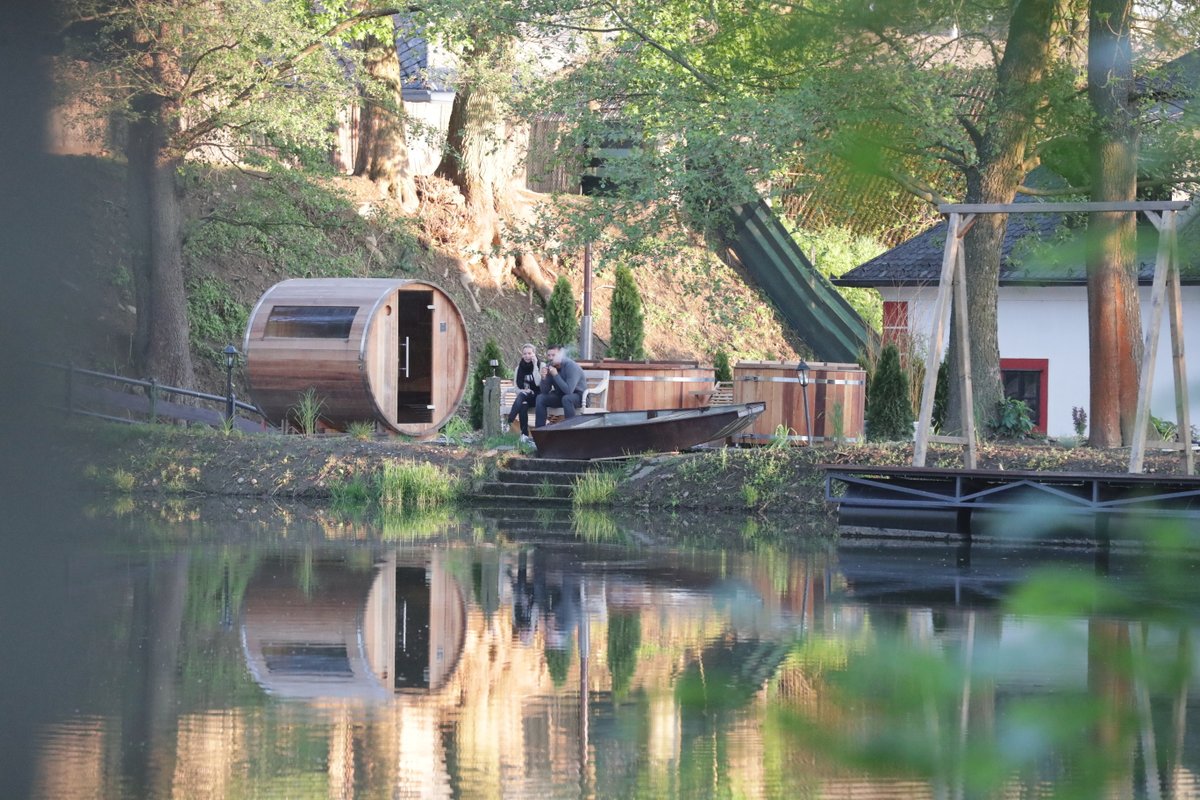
[999, 358, 1049, 435]
[882, 300, 908, 346]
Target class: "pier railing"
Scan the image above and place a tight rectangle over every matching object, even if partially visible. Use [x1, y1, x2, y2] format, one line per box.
[34, 361, 273, 432]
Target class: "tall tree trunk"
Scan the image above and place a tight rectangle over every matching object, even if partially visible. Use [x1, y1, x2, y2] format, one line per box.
[1086, 0, 1140, 447]
[125, 92, 196, 389]
[945, 0, 1058, 435]
[354, 30, 418, 213]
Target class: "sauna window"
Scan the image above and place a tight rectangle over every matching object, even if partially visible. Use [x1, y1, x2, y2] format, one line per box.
[262, 644, 353, 676]
[264, 306, 357, 339]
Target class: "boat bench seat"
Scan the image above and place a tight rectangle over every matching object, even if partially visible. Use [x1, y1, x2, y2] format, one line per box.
[498, 369, 610, 429]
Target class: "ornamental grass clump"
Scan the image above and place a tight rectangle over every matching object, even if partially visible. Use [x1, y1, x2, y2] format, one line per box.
[573, 470, 619, 507]
[375, 461, 457, 514]
[866, 344, 914, 442]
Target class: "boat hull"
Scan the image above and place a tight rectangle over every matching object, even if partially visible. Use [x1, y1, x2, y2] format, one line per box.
[531, 402, 766, 460]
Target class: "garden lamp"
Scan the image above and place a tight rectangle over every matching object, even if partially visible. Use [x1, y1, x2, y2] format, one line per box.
[797, 361, 812, 446]
[224, 344, 239, 422]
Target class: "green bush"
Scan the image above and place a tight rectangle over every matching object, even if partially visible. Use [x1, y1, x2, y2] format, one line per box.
[713, 349, 733, 382]
[468, 339, 505, 430]
[866, 344, 914, 441]
[545, 275, 578, 350]
[993, 397, 1034, 439]
[608, 264, 645, 360]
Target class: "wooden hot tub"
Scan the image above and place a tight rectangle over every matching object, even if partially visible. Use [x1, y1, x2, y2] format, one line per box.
[732, 360, 866, 445]
[578, 359, 716, 411]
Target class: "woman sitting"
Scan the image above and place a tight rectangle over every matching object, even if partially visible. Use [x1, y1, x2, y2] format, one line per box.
[505, 343, 542, 442]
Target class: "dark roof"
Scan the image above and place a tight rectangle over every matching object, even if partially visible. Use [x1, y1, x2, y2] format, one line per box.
[835, 204, 1200, 288]
[396, 34, 455, 97]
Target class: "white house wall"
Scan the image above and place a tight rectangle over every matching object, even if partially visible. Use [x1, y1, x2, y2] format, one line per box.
[887, 284, 1200, 439]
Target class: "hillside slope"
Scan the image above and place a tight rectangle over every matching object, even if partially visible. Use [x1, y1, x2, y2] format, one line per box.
[48, 157, 804, 409]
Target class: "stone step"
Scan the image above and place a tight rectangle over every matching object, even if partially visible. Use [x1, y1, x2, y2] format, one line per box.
[496, 468, 579, 486]
[476, 481, 574, 500]
[505, 457, 594, 474]
[470, 493, 574, 506]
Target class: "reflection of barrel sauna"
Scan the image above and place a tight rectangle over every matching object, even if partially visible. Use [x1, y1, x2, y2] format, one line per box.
[578, 360, 715, 411]
[732, 361, 866, 445]
[244, 278, 469, 435]
[240, 551, 467, 700]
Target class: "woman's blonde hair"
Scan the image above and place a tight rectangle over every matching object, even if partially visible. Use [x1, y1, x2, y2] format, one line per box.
[520, 343, 536, 353]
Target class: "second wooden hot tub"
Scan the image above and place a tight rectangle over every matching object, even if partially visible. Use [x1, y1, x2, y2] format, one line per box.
[732, 360, 866, 445]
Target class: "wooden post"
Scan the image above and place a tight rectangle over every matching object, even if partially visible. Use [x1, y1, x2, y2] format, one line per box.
[1165, 217, 1193, 474]
[1130, 210, 1174, 473]
[482, 376, 501, 439]
[952, 242, 978, 468]
[914, 213, 963, 466]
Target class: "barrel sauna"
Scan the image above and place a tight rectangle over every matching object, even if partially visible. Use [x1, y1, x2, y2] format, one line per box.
[578, 359, 715, 412]
[732, 360, 866, 445]
[244, 278, 469, 435]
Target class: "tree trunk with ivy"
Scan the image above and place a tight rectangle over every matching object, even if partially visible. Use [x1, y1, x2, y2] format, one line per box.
[1086, 0, 1141, 447]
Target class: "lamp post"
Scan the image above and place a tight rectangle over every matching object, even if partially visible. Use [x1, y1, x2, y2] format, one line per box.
[797, 360, 811, 446]
[224, 344, 239, 422]
[488, 359, 499, 377]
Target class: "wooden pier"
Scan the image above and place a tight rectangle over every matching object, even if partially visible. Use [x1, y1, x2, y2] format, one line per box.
[824, 464, 1200, 538]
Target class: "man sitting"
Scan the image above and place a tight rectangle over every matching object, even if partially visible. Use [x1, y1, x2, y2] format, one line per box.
[535, 345, 585, 427]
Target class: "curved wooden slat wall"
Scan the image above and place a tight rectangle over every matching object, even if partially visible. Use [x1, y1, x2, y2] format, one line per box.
[244, 278, 469, 435]
[577, 360, 715, 411]
[732, 360, 866, 444]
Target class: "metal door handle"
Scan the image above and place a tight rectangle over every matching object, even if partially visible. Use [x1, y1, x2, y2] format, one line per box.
[401, 336, 410, 378]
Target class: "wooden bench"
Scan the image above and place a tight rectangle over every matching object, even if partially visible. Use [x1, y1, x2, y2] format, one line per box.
[498, 369, 610, 429]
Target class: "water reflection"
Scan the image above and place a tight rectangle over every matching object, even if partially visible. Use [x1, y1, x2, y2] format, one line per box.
[17, 504, 1200, 799]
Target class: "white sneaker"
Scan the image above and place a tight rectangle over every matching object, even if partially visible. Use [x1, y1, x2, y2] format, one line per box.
[520, 434, 534, 446]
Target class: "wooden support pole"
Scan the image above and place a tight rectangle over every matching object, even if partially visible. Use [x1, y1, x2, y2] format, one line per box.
[1130, 211, 1175, 473]
[953, 241, 978, 468]
[1165, 219, 1193, 474]
[914, 213, 962, 466]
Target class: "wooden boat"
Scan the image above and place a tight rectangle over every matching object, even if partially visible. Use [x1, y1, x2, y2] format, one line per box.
[531, 402, 766, 460]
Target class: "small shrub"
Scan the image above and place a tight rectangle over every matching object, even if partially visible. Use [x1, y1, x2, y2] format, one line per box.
[740, 483, 760, 507]
[865, 344, 914, 441]
[545, 275, 579, 350]
[468, 339, 505, 430]
[375, 461, 457, 513]
[345, 421, 375, 441]
[608, 264, 646, 360]
[111, 468, 136, 493]
[573, 470, 619, 507]
[768, 423, 793, 448]
[1071, 406, 1088, 438]
[1150, 415, 1178, 442]
[330, 476, 372, 511]
[290, 387, 325, 435]
[442, 415, 473, 443]
[993, 398, 1034, 439]
[713, 349, 733, 382]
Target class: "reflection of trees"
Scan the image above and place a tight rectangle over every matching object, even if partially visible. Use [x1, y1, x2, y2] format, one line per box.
[607, 612, 641, 697]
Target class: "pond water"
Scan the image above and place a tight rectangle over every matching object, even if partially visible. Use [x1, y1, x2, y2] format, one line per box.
[4, 498, 1200, 799]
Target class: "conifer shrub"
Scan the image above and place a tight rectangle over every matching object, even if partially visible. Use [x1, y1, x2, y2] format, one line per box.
[866, 344, 914, 441]
[713, 349, 733, 382]
[468, 338, 505, 430]
[608, 264, 646, 360]
[545, 276, 578, 350]
[932, 359, 949, 431]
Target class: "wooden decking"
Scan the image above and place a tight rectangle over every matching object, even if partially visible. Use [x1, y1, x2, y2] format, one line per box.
[824, 463, 1200, 538]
